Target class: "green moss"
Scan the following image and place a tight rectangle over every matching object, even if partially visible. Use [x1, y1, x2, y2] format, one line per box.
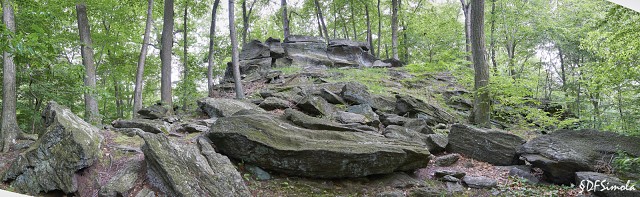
[325, 68, 391, 96]
[272, 66, 303, 75]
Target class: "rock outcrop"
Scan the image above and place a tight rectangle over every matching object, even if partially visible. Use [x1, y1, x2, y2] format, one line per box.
[141, 133, 251, 197]
[518, 129, 640, 184]
[1, 101, 103, 195]
[207, 113, 431, 178]
[197, 98, 265, 118]
[447, 124, 525, 166]
[112, 119, 169, 134]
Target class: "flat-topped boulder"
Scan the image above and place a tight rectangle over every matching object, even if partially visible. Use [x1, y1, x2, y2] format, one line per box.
[2, 101, 103, 195]
[518, 129, 640, 184]
[207, 113, 431, 178]
[447, 124, 525, 166]
[197, 98, 265, 118]
[395, 94, 456, 124]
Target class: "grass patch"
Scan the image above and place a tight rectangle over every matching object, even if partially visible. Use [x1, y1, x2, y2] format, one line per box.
[325, 67, 391, 96]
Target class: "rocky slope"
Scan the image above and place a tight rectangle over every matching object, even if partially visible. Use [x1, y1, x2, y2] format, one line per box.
[0, 36, 638, 197]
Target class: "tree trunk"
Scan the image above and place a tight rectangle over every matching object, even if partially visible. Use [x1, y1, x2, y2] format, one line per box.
[461, 0, 471, 63]
[314, 0, 329, 41]
[1, 0, 20, 152]
[365, 3, 374, 56]
[182, 0, 189, 110]
[134, 0, 153, 117]
[230, 0, 245, 99]
[349, 0, 357, 40]
[507, 41, 516, 78]
[470, 0, 490, 128]
[208, 0, 221, 98]
[489, 0, 497, 73]
[160, 0, 174, 110]
[282, 0, 290, 39]
[558, 45, 566, 92]
[376, 0, 381, 58]
[400, 0, 408, 62]
[391, 0, 399, 60]
[76, 3, 101, 124]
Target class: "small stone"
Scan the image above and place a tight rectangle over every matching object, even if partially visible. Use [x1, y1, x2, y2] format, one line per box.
[246, 165, 271, 181]
[463, 176, 497, 189]
[376, 190, 404, 197]
[434, 154, 461, 167]
[435, 123, 447, 130]
[445, 182, 464, 193]
[441, 175, 460, 182]
[508, 166, 540, 184]
[434, 170, 465, 179]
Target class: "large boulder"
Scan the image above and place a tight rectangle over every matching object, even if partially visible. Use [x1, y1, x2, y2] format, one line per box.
[327, 44, 376, 67]
[1, 101, 103, 195]
[137, 103, 169, 119]
[341, 82, 373, 105]
[99, 160, 143, 197]
[383, 125, 446, 153]
[284, 108, 361, 132]
[207, 113, 431, 178]
[240, 40, 271, 60]
[141, 133, 251, 197]
[259, 96, 291, 110]
[447, 124, 525, 166]
[112, 119, 169, 134]
[283, 36, 332, 68]
[395, 94, 456, 124]
[518, 129, 640, 184]
[296, 95, 335, 117]
[197, 98, 265, 118]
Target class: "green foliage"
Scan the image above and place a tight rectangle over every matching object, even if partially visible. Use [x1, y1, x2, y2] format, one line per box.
[327, 67, 390, 95]
[614, 151, 640, 179]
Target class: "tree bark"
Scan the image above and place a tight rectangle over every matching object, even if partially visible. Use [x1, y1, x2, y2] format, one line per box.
[314, 0, 329, 41]
[391, 0, 399, 60]
[1, 0, 20, 152]
[470, 0, 490, 128]
[160, 0, 174, 110]
[241, 0, 257, 45]
[376, 0, 381, 58]
[208, 0, 221, 97]
[461, 0, 471, 63]
[282, 0, 290, 39]
[489, 0, 497, 73]
[134, 0, 154, 117]
[349, 0, 357, 40]
[182, 0, 189, 110]
[76, 3, 101, 124]
[230, 0, 245, 99]
[365, 3, 374, 56]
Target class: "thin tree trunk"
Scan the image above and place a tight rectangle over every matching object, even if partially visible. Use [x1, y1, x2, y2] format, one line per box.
[489, 0, 497, 73]
[461, 0, 471, 63]
[1, 0, 20, 152]
[391, 0, 399, 60]
[182, 0, 189, 110]
[376, 0, 381, 58]
[76, 3, 101, 124]
[558, 45, 566, 92]
[349, 0, 357, 40]
[332, 2, 338, 38]
[316, 12, 324, 38]
[230, 0, 245, 99]
[365, 3, 374, 56]
[134, 0, 154, 117]
[470, 0, 490, 128]
[160, 0, 174, 110]
[314, 0, 329, 41]
[208, 0, 221, 97]
[282, 0, 290, 38]
[400, 0, 408, 62]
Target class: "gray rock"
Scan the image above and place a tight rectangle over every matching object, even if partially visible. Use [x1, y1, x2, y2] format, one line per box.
[195, 118, 217, 127]
[1, 101, 103, 195]
[434, 154, 461, 167]
[112, 119, 169, 134]
[284, 108, 359, 132]
[337, 111, 368, 124]
[383, 126, 446, 153]
[318, 88, 347, 105]
[137, 104, 169, 119]
[518, 129, 640, 184]
[341, 82, 373, 105]
[327, 44, 376, 67]
[425, 134, 448, 153]
[347, 104, 380, 126]
[134, 187, 156, 197]
[141, 134, 251, 197]
[240, 40, 271, 60]
[376, 191, 405, 197]
[197, 98, 265, 118]
[575, 171, 639, 197]
[463, 176, 497, 189]
[115, 128, 143, 137]
[373, 60, 392, 68]
[284, 35, 326, 43]
[223, 57, 272, 82]
[508, 165, 540, 184]
[395, 94, 456, 124]
[246, 165, 271, 181]
[434, 170, 466, 179]
[381, 114, 411, 126]
[273, 58, 292, 68]
[265, 37, 285, 57]
[404, 119, 435, 135]
[207, 113, 431, 178]
[259, 97, 291, 110]
[434, 123, 447, 130]
[177, 123, 210, 133]
[328, 39, 369, 49]
[441, 175, 461, 182]
[99, 160, 142, 197]
[296, 95, 334, 117]
[447, 124, 525, 166]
